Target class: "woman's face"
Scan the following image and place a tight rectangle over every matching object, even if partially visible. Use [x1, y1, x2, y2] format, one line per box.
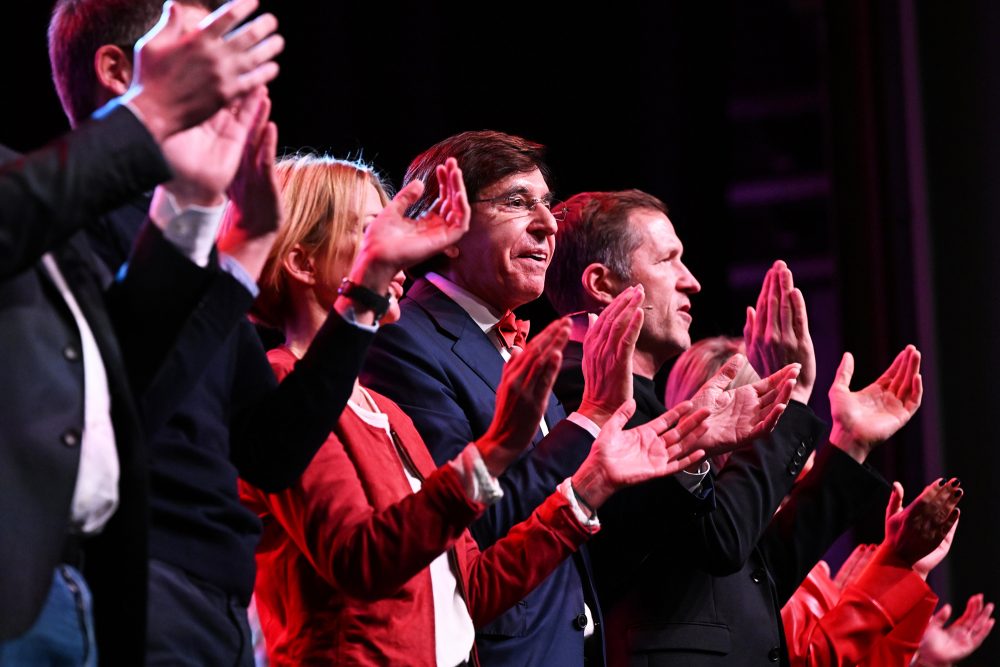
[330, 180, 405, 325]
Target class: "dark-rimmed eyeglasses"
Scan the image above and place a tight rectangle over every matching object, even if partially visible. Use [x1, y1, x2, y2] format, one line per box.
[471, 192, 568, 222]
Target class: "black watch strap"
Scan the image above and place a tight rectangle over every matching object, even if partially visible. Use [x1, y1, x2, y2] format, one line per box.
[338, 278, 391, 319]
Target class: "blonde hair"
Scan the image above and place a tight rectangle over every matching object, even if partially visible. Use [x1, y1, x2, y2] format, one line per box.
[252, 155, 390, 329]
[664, 336, 756, 407]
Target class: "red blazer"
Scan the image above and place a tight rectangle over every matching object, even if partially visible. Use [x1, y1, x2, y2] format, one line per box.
[782, 545, 938, 666]
[239, 347, 594, 666]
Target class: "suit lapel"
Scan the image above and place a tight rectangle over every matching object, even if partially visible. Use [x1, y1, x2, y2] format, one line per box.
[406, 278, 563, 444]
[406, 278, 506, 395]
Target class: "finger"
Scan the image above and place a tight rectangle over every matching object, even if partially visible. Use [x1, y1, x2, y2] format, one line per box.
[235, 61, 281, 93]
[200, 0, 260, 38]
[616, 303, 644, 360]
[833, 352, 854, 391]
[139, 1, 181, 48]
[886, 481, 904, 520]
[663, 407, 712, 445]
[958, 594, 984, 625]
[933, 603, 953, 626]
[766, 266, 781, 337]
[779, 267, 795, 338]
[257, 120, 278, 169]
[878, 346, 909, 389]
[665, 448, 707, 474]
[889, 345, 916, 396]
[587, 285, 632, 347]
[223, 12, 278, 52]
[749, 402, 787, 438]
[787, 288, 809, 342]
[908, 373, 923, 411]
[647, 400, 695, 436]
[898, 346, 922, 402]
[743, 306, 756, 344]
[752, 363, 800, 402]
[448, 160, 470, 230]
[753, 269, 772, 338]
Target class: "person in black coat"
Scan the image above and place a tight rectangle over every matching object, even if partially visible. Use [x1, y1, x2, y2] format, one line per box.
[0, 2, 285, 664]
[546, 190, 921, 666]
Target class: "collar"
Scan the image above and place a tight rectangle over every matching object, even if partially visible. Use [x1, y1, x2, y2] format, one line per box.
[425, 272, 506, 333]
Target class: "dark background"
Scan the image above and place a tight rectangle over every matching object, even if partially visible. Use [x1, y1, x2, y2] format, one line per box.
[4, 1, 998, 662]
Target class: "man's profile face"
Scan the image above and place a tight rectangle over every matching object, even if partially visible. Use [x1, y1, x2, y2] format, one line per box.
[627, 209, 701, 359]
[447, 167, 557, 313]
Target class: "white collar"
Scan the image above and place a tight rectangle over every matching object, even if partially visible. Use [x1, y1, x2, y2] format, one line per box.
[425, 272, 505, 333]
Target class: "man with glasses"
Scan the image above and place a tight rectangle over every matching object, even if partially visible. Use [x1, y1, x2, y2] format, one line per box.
[362, 130, 634, 666]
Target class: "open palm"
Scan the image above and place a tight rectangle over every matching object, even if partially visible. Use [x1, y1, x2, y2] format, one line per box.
[359, 157, 470, 271]
[829, 345, 922, 448]
[689, 354, 798, 455]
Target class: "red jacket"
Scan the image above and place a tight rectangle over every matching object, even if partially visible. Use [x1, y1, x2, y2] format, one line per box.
[239, 347, 594, 666]
[782, 545, 938, 666]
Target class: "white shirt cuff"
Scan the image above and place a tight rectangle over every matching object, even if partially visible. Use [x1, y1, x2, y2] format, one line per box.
[336, 304, 380, 333]
[676, 459, 711, 493]
[558, 478, 601, 530]
[219, 253, 259, 298]
[447, 443, 504, 505]
[149, 188, 226, 267]
[566, 412, 601, 438]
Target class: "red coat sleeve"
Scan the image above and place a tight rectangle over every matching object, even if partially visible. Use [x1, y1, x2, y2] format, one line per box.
[783, 544, 937, 667]
[239, 350, 487, 601]
[459, 490, 597, 628]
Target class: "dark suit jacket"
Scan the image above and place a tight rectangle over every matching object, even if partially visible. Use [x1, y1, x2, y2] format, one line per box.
[554, 340, 890, 667]
[0, 105, 239, 665]
[362, 277, 605, 667]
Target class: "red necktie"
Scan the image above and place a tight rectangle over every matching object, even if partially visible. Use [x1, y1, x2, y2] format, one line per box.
[495, 311, 530, 351]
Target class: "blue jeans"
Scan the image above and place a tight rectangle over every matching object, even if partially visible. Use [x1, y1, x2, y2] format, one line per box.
[0, 565, 96, 666]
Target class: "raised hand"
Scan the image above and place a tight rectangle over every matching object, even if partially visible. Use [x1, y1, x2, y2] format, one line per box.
[347, 157, 471, 296]
[571, 399, 710, 511]
[829, 345, 923, 462]
[158, 85, 270, 207]
[883, 480, 961, 566]
[476, 318, 571, 476]
[912, 501, 959, 580]
[217, 94, 281, 280]
[744, 260, 816, 404]
[915, 594, 996, 667]
[577, 285, 645, 428]
[128, 0, 284, 142]
[686, 353, 799, 456]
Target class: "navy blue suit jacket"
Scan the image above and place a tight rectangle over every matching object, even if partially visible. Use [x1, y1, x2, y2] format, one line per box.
[362, 277, 604, 666]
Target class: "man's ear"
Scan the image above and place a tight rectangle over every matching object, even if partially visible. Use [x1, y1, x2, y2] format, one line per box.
[581, 262, 623, 307]
[282, 245, 319, 286]
[93, 44, 134, 98]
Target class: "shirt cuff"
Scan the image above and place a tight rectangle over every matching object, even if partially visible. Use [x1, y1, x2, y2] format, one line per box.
[676, 459, 711, 492]
[558, 478, 601, 530]
[566, 412, 601, 438]
[149, 187, 226, 267]
[447, 443, 504, 505]
[336, 304, 380, 333]
[219, 253, 259, 298]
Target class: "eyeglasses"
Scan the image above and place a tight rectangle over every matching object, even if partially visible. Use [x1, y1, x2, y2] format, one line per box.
[471, 192, 568, 222]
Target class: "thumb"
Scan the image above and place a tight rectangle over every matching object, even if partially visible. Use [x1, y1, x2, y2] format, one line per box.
[385, 179, 425, 218]
[933, 603, 953, 626]
[834, 351, 854, 390]
[885, 481, 904, 521]
[135, 0, 180, 52]
[604, 399, 636, 435]
[706, 353, 747, 390]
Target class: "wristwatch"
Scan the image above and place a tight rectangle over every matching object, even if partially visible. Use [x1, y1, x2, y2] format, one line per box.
[337, 278, 391, 320]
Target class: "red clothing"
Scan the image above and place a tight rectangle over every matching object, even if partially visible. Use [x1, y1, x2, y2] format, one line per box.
[782, 545, 938, 666]
[239, 347, 594, 666]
